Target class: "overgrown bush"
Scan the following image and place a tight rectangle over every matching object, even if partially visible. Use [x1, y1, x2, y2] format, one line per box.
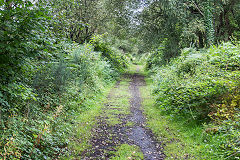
[90, 35, 129, 72]
[146, 38, 181, 70]
[149, 42, 240, 159]
[146, 46, 165, 70]
[0, 21, 128, 159]
[0, 3, 128, 158]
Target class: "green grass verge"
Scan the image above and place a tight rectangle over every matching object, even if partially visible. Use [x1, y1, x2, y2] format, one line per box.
[61, 83, 115, 159]
[109, 144, 144, 160]
[140, 74, 206, 160]
[127, 65, 147, 76]
[104, 77, 131, 126]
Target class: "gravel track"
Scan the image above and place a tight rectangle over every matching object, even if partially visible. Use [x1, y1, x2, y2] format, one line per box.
[82, 67, 165, 160]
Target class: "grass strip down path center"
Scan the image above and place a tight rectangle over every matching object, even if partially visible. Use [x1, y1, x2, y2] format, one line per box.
[79, 65, 165, 160]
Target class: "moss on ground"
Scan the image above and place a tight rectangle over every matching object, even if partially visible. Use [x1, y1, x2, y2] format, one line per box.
[104, 78, 131, 126]
[110, 144, 144, 160]
[63, 84, 115, 159]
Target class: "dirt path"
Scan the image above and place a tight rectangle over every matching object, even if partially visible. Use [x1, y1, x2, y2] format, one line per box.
[82, 66, 164, 160]
[128, 73, 164, 160]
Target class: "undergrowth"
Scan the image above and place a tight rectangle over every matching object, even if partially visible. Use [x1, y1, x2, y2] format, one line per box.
[145, 41, 240, 159]
[62, 84, 114, 159]
[141, 78, 203, 160]
[0, 35, 129, 159]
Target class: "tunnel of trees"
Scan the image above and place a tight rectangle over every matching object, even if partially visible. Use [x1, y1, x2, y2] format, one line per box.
[0, 0, 239, 159]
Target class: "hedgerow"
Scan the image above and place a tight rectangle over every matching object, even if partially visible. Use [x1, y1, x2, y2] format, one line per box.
[90, 35, 129, 72]
[147, 42, 240, 159]
[0, 36, 128, 159]
[0, 2, 130, 158]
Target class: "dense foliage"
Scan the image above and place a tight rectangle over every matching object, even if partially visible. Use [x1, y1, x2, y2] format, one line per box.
[147, 42, 240, 159]
[141, 3, 240, 157]
[90, 35, 129, 72]
[0, 0, 130, 159]
[143, 1, 240, 158]
[137, 0, 240, 60]
[0, 38, 128, 159]
[1, 0, 240, 159]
